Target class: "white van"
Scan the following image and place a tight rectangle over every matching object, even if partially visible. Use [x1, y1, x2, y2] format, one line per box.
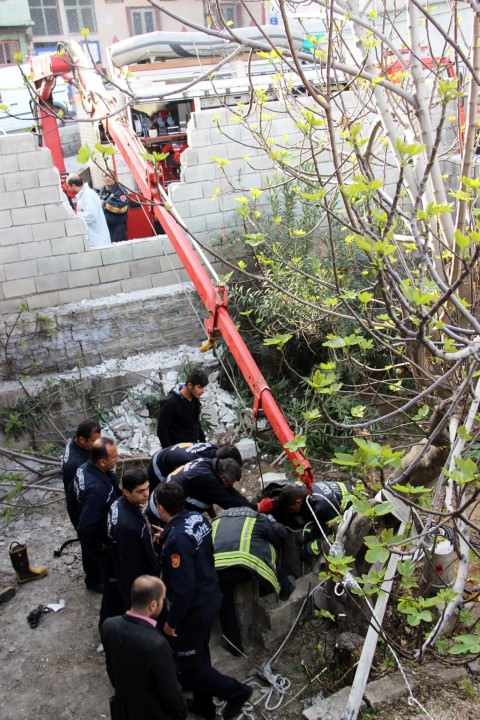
[0, 64, 72, 134]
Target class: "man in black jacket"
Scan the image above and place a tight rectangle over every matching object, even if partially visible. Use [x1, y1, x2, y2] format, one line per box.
[74, 438, 121, 593]
[147, 442, 243, 492]
[156, 368, 208, 448]
[156, 483, 252, 720]
[107, 469, 160, 612]
[61, 419, 101, 529]
[101, 575, 187, 720]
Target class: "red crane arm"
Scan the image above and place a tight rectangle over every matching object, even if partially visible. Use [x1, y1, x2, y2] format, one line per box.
[29, 43, 314, 488]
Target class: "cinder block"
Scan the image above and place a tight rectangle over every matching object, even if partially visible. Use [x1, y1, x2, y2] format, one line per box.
[65, 217, 88, 236]
[129, 257, 163, 276]
[0, 226, 33, 246]
[0, 154, 19, 172]
[4, 259, 38, 281]
[90, 281, 122, 299]
[27, 291, 62, 310]
[0, 175, 4, 192]
[18, 239, 52, 260]
[121, 276, 153, 293]
[58, 287, 92, 305]
[0, 245, 20, 264]
[189, 197, 220, 217]
[179, 147, 198, 167]
[24, 186, 61, 206]
[235, 438, 257, 460]
[0, 133, 35, 155]
[98, 263, 130, 283]
[18, 148, 53, 170]
[181, 164, 216, 183]
[185, 216, 207, 234]
[12, 206, 45, 225]
[150, 269, 189, 287]
[169, 182, 203, 203]
[37, 167, 61, 186]
[68, 268, 100, 288]
[100, 243, 134, 265]
[0, 190, 26, 211]
[187, 128, 212, 148]
[3, 277, 36, 298]
[50, 234, 88, 254]
[0, 210, 12, 228]
[37, 255, 71, 274]
[260, 472, 289, 487]
[0, 297, 30, 314]
[35, 273, 70, 293]
[45, 202, 72, 222]
[4, 172, 39, 191]
[69, 250, 102, 270]
[131, 239, 164, 260]
[32, 220, 65, 241]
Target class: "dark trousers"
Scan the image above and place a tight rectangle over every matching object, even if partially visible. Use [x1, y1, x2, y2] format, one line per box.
[79, 535, 103, 589]
[108, 222, 127, 243]
[171, 601, 247, 720]
[217, 567, 251, 651]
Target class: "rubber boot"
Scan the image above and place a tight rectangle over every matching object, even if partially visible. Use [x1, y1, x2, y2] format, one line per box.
[0, 586, 16, 604]
[9, 542, 48, 584]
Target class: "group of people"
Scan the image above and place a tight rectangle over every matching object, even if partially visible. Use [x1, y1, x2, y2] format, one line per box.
[66, 172, 129, 248]
[60, 367, 351, 720]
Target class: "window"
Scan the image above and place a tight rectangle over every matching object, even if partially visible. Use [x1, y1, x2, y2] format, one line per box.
[64, 0, 97, 33]
[128, 8, 156, 35]
[208, 1, 242, 28]
[0, 40, 20, 65]
[28, 0, 62, 35]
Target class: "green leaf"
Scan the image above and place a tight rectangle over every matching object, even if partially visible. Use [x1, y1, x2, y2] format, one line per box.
[263, 333, 293, 348]
[284, 434, 306, 452]
[76, 145, 91, 164]
[351, 405, 366, 418]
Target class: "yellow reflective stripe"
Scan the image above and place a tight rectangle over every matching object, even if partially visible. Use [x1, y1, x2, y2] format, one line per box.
[239, 516, 255, 554]
[338, 481, 348, 497]
[214, 550, 280, 592]
[104, 202, 128, 214]
[211, 519, 219, 542]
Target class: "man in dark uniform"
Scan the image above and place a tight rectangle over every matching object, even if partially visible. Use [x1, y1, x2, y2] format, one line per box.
[212, 506, 293, 655]
[147, 442, 243, 492]
[101, 574, 187, 720]
[107, 469, 160, 612]
[260, 480, 353, 559]
[156, 368, 208, 448]
[74, 438, 121, 593]
[156, 482, 252, 720]
[61, 419, 101, 529]
[100, 173, 129, 243]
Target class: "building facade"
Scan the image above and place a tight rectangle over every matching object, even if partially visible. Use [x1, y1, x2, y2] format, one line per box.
[25, 0, 266, 65]
[0, 0, 33, 64]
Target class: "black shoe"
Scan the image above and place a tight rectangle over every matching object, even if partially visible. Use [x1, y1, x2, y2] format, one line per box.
[221, 637, 244, 657]
[0, 586, 16, 604]
[222, 686, 253, 720]
[86, 582, 104, 594]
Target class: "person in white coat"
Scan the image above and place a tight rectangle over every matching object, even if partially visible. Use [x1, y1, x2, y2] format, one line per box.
[66, 174, 111, 248]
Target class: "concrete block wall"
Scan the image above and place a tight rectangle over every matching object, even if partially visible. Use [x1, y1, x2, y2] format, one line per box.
[0, 132, 194, 316]
[167, 91, 398, 243]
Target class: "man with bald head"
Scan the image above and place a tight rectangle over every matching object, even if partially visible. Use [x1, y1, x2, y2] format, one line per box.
[66, 173, 111, 248]
[101, 575, 187, 720]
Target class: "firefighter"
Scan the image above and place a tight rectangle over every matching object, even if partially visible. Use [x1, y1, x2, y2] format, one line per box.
[74, 438, 121, 593]
[258, 480, 353, 559]
[107, 469, 161, 613]
[156, 482, 253, 720]
[100, 173, 129, 243]
[212, 506, 294, 656]
[147, 441, 243, 492]
[61, 419, 101, 529]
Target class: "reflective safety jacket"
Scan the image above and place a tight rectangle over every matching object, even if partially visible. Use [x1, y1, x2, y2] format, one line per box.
[212, 507, 287, 593]
[99, 184, 129, 225]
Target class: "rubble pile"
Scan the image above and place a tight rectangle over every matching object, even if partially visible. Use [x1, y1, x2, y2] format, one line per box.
[103, 368, 241, 455]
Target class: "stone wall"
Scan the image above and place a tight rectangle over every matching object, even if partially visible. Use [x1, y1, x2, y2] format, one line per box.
[0, 132, 193, 316]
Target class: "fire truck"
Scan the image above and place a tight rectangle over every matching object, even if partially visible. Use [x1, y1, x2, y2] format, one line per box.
[26, 31, 315, 488]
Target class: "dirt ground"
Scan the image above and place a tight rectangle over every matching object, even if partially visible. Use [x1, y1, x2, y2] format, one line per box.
[0, 461, 479, 720]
